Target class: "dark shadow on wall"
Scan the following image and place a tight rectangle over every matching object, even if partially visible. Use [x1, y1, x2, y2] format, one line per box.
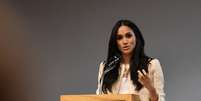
[0, 1, 29, 101]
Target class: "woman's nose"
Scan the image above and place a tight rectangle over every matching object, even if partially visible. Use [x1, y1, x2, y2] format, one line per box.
[122, 37, 128, 44]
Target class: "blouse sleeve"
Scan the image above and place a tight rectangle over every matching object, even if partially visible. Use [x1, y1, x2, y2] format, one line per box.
[96, 62, 105, 94]
[150, 59, 165, 101]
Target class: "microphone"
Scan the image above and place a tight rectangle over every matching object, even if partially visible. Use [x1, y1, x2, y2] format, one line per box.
[98, 55, 121, 94]
[103, 55, 121, 74]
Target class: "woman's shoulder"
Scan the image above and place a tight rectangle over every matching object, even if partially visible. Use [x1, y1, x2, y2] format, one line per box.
[98, 61, 106, 72]
[99, 61, 106, 67]
[148, 58, 163, 71]
[149, 58, 160, 64]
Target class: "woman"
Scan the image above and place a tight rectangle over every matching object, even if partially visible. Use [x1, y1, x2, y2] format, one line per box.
[96, 19, 165, 101]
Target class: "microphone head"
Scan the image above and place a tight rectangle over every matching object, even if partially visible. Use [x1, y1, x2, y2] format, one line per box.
[113, 54, 120, 59]
[106, 54, 121, 67]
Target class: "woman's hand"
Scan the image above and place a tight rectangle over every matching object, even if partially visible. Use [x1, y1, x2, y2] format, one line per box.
[138, 69, 158, 101]
[137, 69, 152, 89]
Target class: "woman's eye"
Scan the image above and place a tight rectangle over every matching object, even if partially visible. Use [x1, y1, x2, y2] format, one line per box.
[117, 35, 123, 40]
[125, 33, 132, 38]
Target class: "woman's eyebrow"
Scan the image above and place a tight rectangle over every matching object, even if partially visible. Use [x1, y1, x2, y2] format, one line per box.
[118, 32, 131, 35]
[125, 32, 132, 35]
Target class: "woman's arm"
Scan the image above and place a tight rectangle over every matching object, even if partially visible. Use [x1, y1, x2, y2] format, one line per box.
[138, 59, 165, 101]
[96, 62, 105, 94]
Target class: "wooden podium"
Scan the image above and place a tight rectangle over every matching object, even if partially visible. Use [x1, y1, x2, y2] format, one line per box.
[60, 94, 140, 101]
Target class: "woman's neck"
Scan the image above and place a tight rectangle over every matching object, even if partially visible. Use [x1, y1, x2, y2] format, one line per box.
[122, 54, 132, 64]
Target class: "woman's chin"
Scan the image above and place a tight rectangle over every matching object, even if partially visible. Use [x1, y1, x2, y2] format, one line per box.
[122, 50, 132, 55]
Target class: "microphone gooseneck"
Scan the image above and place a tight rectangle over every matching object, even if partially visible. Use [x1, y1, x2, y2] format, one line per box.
[99, 55, 121, 94]
[103, 55, 121, 74]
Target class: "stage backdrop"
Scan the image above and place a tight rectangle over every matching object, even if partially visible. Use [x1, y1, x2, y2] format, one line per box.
[2, 0, 201, 101]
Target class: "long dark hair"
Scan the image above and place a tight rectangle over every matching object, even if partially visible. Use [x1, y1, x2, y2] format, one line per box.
[102, 19, 152, 93]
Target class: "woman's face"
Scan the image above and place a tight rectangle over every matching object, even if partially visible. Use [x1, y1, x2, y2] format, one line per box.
[116, 25, 136, 55]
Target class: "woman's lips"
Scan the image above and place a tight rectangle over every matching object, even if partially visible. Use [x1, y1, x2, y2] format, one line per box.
[123, 46, 129, 50]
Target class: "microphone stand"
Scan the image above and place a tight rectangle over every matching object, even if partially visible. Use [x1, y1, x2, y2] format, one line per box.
[99, 56, 120, 94]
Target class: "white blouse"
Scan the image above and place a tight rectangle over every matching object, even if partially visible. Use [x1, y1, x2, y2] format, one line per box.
[96, 59, 165, 101]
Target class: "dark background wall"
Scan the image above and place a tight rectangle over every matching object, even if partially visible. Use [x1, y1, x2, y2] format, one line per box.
[1, 0, 201, 101]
